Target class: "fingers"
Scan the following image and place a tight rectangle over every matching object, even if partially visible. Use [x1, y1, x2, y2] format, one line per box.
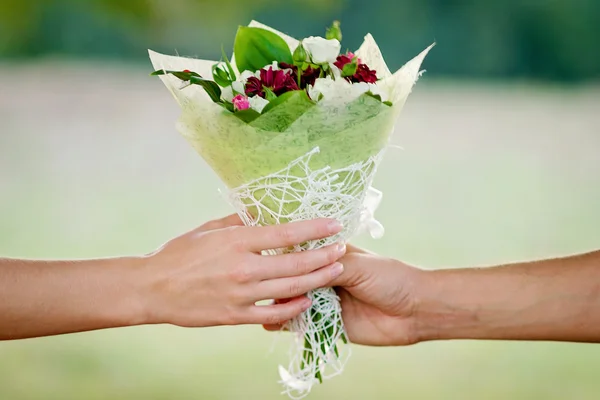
[242, 219, 343, 252]
[240, 296, 311, 325]
[255, 262, 344, 300]
[257, 243, 346, 280]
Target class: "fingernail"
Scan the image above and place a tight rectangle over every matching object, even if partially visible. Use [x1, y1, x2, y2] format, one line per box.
[328, 220, 343, 234]
[301, 297, 312, 310]
[337, 243, 346, 254]
[331, 262, 344, 278]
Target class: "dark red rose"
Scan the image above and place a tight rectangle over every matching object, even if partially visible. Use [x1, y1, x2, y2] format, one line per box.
[333, 54, 353, 70]
[301, 66, 321, 87]
[351, 64, 378, 84]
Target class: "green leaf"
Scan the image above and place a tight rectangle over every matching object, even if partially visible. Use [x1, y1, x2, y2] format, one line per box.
[260, 90, 305, 114]
[250, 90, 315, 132]
[365, 91, 393, 107]
[263, 87, 277, 101]
[151, 69, 223, 104]
[341, 61, 358, 77]
[218, 101, 235, 113]
[233, 108, 261, 123]
[233, 26, 293, 73]
[188, 76, 222, 103]
[151, 69, 200, 80]
[221, 45, 237, 81]
[212, 63, 231, 87]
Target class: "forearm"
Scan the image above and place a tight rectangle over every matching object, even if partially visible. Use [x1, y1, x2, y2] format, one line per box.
[415, 250, 600, 343]
[0, 257, 147, 340]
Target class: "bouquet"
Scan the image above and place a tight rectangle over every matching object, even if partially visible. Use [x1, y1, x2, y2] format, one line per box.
[149, 20, 432, 398]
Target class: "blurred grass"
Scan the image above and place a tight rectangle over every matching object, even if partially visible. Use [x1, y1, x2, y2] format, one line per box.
[0, 62, 599, 399]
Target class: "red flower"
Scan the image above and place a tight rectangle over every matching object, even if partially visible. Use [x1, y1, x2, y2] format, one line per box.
[351, 64, 378, 84]
[301, 66, 321, 87]
[245, 76, 264, 97]
[279, 62, 321, 88]
[333, 54, 354, 70]
[245, 67, 299, 98]
[260, 67, 298, 95]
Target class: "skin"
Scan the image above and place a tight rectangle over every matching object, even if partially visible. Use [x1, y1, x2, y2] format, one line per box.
[0, 214, 347, 340]
[266, 246, 600, 346]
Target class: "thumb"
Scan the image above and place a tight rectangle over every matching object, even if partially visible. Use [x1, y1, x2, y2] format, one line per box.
[192, 213, 245, 234]
[329, 254, 365, 288]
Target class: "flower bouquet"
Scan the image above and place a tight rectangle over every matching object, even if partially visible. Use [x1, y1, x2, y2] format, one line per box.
[149, 20, 432, 398]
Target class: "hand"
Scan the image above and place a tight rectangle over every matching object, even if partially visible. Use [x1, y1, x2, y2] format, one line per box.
[263, 245, 424, 346]
[137, 214, 346, 328]
[332, 246, 424, 345]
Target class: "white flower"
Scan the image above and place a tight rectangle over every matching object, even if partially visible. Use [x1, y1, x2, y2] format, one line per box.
[308, 77, 377, 104]
[232, 81, 245, 94]
[248, 96, 269, 113]
[220, 85, 234, 102]
[328, 63, 342, 79]
[303, 36, 341, 64]
[307, 76, 334, 101]
[240, 70, 258, 82]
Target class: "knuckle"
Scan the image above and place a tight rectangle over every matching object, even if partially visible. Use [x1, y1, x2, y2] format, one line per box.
[290, 254, 308, 276]
[225, 226, 247, 251]
[276, 226, 297, 245]
[229, 260, 254, 284]
[288, 278, 303, 297]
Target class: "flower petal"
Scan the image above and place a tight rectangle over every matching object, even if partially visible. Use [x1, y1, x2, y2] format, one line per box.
[303, 36, 341, 64]
[248, 95, 270, 113]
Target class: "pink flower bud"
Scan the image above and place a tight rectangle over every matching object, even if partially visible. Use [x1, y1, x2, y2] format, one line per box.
[232, 94, 250, 111]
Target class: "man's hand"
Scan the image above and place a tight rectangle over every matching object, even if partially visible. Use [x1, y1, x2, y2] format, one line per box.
[266, 245, 600, 346]
[264, 245, 426, 346]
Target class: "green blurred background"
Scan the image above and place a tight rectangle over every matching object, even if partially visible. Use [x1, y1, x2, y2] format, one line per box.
[1, 1, 599, 399]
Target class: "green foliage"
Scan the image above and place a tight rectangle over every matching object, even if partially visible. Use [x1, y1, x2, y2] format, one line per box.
[233, 27, 293, 73]
[150, 69, 222, 103]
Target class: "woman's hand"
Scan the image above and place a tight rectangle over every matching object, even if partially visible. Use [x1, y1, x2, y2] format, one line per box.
[139, 215, 346, 328]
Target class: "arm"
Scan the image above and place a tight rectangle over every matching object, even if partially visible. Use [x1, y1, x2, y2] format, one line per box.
[268, 247, 600, 346]
[417, 250, 600, 343]
[0, 215, 346, 340]
[0, 256, 146, 340]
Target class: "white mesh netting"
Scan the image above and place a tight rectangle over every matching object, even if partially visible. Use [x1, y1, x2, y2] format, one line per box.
[227, 146, 386, 399]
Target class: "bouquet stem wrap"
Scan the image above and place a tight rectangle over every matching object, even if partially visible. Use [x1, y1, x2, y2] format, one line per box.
[149, 20, 432, 399]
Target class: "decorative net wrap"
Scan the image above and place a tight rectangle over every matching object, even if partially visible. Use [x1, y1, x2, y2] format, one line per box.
[227, 146, 385, 398]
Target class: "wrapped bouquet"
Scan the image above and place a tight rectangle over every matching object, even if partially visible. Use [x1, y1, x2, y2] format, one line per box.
[149, 20, 432, 398]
